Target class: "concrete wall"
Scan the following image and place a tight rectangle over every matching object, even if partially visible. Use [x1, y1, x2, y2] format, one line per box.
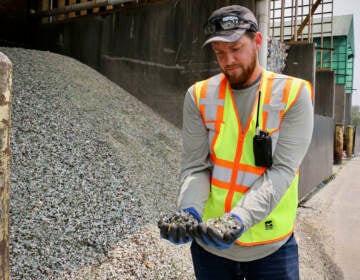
[354, 126, 360, 156]
[100, 0, 254, 127]
[315, 70, 335, 118]
[0, 0, 26, 21]
[283, 43, 316, 87]
[0, 0, 32, 46]
[299, 115, 334, 200]
[335, 84, 345, 125]
[282, 43, 334, 199]
[36, 0, 254, 127]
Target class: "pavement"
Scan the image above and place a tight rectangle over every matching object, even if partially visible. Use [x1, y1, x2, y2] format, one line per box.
[301, 156, 360, 279]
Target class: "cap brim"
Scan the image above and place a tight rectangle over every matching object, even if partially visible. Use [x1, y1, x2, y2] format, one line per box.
[202, 29, 247, 48]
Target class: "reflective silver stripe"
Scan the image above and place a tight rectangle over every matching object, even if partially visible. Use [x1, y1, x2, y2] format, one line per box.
[212, 165, 232, 183]
[200, 98, 224, 121]
[262, 77, 288, 129]
[262, 103, 286, 128]
[270, 77, 287, 104]
[236, 171, 260, 186]
[212, 166, 261, 187]
[208, 129, 216, 152]
[198, 75, 224, 122]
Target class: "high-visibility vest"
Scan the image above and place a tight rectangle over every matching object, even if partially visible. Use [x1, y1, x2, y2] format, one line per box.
[192, 70, 313, 246]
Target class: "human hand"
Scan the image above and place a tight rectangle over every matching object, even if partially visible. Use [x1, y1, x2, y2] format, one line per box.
[157, 207, 201, 244]
[190, 213, 244, 250]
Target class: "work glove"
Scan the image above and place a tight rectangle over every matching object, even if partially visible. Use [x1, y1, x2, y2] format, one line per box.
[190, 213, 244, 250]
[157, 207, 201, 245]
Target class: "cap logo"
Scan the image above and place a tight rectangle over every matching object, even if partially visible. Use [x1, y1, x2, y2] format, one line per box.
[221, 16, 239, 29]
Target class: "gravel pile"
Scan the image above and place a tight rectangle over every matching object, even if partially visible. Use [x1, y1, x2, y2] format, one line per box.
[0, 47, 193, 279]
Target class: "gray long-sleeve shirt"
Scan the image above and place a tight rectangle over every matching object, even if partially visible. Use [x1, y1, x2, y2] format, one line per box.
[177, 73, 314, 261]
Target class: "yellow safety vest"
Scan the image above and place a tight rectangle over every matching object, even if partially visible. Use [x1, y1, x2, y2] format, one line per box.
[193, 70, 313, 246]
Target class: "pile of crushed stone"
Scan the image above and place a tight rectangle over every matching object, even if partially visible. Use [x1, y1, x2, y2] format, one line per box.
[1, 47, 192, 279]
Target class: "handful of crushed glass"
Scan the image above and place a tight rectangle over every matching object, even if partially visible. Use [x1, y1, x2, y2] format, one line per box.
[159, 210, 199, 228]
[205, 213, 243, 237]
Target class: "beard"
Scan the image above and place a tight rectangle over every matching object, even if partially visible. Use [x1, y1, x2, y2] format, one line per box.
[222, 50, 257, 88]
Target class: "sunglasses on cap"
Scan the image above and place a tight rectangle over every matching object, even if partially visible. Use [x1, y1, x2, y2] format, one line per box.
[204, 15, 258, 36]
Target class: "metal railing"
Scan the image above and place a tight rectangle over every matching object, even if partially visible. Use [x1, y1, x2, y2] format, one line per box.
[269, 0, 334, 69]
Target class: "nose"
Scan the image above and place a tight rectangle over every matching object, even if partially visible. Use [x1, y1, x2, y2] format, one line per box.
[223, 52, 236, 66]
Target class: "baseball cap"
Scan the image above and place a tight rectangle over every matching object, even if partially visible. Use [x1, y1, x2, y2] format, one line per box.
[202, 5, 258, 47]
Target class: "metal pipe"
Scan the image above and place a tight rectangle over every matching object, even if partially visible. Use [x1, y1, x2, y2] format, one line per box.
[294, 0, 298, 41]
[280, 0, 285, 42]
[39, 0, 136, 16]
[270, 0, 274, 38]
[256, 0, 270, 68]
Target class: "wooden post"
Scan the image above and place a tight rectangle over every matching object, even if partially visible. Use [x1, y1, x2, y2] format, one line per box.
[93, 6, 100, 13]
[57, 0, 66, 21]
[80, 0, 88, 16]
[40, 0, 50, 23]
[346, 125, 354, 157]
[0, 52, 12, 280]
[69, 0, 77, 18]
[334, 124, 344, 164]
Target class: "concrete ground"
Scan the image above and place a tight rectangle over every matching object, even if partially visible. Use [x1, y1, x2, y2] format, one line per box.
[297, 156, 360, 279]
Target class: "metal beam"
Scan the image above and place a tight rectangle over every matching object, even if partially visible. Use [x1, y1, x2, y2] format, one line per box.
[39, 0, 136, 16]
[292, 0, 322, 41]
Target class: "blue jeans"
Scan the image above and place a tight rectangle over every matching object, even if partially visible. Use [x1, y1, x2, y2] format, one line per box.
[190, 234, 299, 280]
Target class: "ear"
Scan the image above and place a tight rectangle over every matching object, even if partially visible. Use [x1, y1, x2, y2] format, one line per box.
[254, 32, 263, 50]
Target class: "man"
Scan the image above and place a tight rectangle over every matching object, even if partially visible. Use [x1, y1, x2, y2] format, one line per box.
[158, 5, 313, 280]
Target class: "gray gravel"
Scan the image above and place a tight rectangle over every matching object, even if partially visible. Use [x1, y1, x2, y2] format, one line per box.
[0, 47, 340, 280]
[1, 47, 188, 279]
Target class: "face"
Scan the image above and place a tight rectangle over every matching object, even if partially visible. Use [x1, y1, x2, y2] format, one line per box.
[212, 32, 262, 87]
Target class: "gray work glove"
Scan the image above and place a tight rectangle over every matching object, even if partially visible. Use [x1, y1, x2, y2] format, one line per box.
[190, 213, 244, 250]
[157, 207, 201, 244]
